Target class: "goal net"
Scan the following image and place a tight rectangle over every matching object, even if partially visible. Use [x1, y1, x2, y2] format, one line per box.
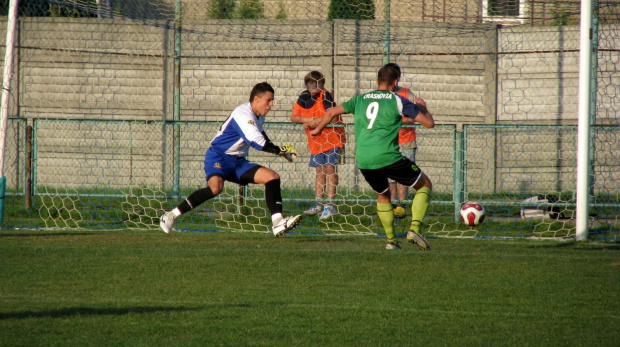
[2, 0, 619, 240]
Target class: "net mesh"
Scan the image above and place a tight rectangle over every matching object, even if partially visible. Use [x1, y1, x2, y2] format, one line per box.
[2, 0, 619, 240]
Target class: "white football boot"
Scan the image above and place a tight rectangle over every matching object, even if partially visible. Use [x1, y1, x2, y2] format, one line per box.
[385, 242, 402, 250]
[159, 211, 176, 233]
[272, 215, 302, 237]
[407, 230, 431, 250]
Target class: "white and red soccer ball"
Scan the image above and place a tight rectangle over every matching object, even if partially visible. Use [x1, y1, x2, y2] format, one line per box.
[460, 202, 486, 226]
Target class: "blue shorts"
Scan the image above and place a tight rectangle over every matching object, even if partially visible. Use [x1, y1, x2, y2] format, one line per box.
[309, 147, 342, 167]
[204, 147, 259, 185]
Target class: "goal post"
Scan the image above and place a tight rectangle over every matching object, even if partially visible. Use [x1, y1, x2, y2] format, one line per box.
[575, 0, 594, 241]
[0, 0, 19, 226]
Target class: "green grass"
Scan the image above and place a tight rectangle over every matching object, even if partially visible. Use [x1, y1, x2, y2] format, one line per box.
[1, 230, 619, 346]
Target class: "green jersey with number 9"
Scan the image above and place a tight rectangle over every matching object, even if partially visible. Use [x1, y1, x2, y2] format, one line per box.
[341, 90, 421, 169]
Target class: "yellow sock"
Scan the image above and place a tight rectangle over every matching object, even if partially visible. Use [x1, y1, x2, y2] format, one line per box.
[377, 202, 396, 243]
[410, 187, 431, 233]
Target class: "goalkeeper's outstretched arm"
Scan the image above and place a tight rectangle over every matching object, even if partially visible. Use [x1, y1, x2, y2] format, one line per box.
[261, 140, 281, 155]
[278, 144, 298, 162]
[261, 141, 298, 162]
[261, 131, 272, 144]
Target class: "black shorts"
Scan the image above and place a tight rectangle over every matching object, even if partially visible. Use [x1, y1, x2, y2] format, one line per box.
[359, 158, 423, 194]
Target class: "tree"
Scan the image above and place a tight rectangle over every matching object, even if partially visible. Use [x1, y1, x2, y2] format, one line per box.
[328, 0, 375, 21]
[237, 0, 264, 19]
[550, 1, 577, 26]
[275, 1, 287, 20]
[209, 0, 236, 19]
[0, 0, 96, 17]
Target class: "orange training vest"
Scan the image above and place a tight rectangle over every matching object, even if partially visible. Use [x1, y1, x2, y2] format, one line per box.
[293, 89, 345, 155]
[398, 88, 416, 144]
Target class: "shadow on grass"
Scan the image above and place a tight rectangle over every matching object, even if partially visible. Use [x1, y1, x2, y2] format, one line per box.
[287, 235, 372, 243]
[535, 241, 620, 251]
[0, 232, 97, 238]
[0, 306, 204, 320]
[0, 302, 293, 320]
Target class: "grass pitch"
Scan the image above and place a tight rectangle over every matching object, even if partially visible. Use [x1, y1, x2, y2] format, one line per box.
[0, 230, 618, 346]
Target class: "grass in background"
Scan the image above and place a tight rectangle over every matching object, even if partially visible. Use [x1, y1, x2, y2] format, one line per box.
[0, 230, 618, 346]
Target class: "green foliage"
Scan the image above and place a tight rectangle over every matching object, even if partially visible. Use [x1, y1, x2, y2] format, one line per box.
[56, 0, 97, 18]
[0, 0, 96, 17]
[209, 0, 264, 20]
[275, 1, 287, 20]
[113, 0, 125, 16]
[0, 0, 45, 16]
[328, 0, 375, 21]
[237, 0, 264, 19]
[209, 0, 236, 19]
[550, 1, 577, 26]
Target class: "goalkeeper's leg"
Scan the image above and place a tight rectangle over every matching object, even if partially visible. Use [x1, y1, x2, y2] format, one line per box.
[245, 166, 302, 236]
[160, 177, 222, 233]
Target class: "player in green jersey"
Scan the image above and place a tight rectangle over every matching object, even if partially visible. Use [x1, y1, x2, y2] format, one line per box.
[310, 65, 435, 250]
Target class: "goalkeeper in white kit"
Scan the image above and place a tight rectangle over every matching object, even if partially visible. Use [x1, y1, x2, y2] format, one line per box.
[160, 82, 302, 236]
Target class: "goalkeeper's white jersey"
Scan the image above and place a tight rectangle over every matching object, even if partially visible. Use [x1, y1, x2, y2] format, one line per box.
[210, 102, 268, 157]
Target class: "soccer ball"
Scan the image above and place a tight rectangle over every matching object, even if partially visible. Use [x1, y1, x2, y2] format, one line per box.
[460, 202, 485, 226]
[393, 204, 406, 219]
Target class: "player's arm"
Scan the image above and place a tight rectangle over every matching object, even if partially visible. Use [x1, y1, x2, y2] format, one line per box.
[402, 89, 418, 125]
[261, 140, 281, 154]
[290, 112, 321, 130]
[238, 119, 270, 152]
[291, 91, 319, 128]
[401, 116, 416, 125]
[290, 113, 310, 125]
[401, 97, 434, 129]
[260, 140, 298, 162]
[413, 97, 434, 128]
[256, 131, 279, 154]
[232, 115, 283, 156]
[261, 131, 272, 143]
[258, 132, 298, 162]
[322, 91, 342, 124]
[310, 105, 345, 137]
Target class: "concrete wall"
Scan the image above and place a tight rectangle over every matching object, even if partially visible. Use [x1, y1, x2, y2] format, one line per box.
[1, 17, 618, 197]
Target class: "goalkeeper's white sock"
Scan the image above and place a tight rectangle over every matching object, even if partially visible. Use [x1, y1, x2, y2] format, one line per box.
[171, 208, 182, 217]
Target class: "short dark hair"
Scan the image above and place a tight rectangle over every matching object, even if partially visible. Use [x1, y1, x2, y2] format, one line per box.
[249, 82, 275, 102]
[304, 70, 325, 85]
[383, 63, 401, 79]
[377, 66, 399, 85]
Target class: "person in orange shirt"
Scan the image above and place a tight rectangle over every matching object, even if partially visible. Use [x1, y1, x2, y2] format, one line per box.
[290, 71, 345, 220]
[384, 63, 417, 218]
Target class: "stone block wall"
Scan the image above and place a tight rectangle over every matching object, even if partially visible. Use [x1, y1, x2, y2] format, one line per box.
[0, 17, 617, 196]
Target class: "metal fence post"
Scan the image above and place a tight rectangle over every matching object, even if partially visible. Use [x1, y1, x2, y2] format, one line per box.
[453, 127, 465, 222]
[172, 0, 182, 198]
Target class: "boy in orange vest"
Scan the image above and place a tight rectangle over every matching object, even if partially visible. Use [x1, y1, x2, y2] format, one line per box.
[290, 71, 346, 220]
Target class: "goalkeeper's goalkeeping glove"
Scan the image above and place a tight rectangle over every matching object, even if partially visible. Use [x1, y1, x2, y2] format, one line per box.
[279, 144, 299, 162]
